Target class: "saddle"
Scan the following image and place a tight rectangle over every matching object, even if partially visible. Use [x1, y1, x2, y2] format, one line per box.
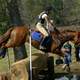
[31, 30, 52, 49]
[31, 31, 43, 42]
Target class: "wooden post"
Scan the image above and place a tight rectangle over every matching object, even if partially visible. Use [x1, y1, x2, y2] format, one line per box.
[47, 53, 54, 80]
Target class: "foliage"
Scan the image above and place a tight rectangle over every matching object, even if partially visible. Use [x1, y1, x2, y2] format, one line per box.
[62, 0, 80, 25]
[20, 0, 55, 25]
[0, 0, 10, 34]
[0, 0, 80, 34]
[53, 0, 64, 25]
[20, 0, 80, 26]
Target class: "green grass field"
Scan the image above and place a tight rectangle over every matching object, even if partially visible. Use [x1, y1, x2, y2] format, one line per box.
[0, 48, 14, 72]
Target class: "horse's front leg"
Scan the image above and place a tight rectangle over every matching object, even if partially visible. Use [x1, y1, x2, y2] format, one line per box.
[4, 39, 15, 48]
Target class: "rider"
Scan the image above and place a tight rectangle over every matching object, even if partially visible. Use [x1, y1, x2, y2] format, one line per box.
[36, 6, 54, 49]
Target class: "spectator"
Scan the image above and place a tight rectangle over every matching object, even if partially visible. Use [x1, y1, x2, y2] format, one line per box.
[61, 41, 72, 70]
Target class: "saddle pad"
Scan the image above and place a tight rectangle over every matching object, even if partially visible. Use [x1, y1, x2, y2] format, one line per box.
[31, 31, 42, 42]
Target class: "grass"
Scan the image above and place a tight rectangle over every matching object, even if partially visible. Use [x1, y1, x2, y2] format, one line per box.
[0, 48, 14, 72]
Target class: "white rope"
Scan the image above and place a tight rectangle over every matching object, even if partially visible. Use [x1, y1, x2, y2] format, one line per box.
[29, 29, 32, 80]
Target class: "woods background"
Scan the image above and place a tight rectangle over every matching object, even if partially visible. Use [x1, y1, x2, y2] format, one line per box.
[0, 0, 80, 34]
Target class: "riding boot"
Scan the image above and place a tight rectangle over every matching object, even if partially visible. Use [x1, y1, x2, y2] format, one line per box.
[40, 35, 52, 50]
[39, 36, 48, 50]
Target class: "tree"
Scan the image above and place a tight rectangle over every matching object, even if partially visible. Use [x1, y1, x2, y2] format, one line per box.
[0, 0, 9, 34]
[53, 0, 64, 25]
[6, 0, 27, 61]
[62, 0, 80, 25]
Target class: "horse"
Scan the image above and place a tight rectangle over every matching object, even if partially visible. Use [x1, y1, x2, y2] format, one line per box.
[0, 25, 79, 72]
[0, 25, 78, 56]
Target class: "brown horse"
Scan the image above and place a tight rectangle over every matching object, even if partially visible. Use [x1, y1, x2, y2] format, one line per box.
[0, 25, 78, 58]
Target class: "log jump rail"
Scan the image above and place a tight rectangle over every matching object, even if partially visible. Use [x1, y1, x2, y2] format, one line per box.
[11, 53, 49, 80]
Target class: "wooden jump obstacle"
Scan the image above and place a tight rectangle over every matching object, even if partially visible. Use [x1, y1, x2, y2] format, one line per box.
[10, 53, 54, 80]
[11, 53, 49, 80]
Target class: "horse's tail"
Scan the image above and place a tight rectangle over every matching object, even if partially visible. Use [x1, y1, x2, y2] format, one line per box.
[0, 27, 13, 45]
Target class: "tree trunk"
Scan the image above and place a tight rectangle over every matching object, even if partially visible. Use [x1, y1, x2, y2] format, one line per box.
[6, 0, 27, 61]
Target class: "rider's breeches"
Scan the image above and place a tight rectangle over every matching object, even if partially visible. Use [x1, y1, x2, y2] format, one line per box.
[36, 22, 49, 37]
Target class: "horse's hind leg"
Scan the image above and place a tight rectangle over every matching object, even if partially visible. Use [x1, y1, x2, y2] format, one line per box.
[4, 39, 14, 48]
